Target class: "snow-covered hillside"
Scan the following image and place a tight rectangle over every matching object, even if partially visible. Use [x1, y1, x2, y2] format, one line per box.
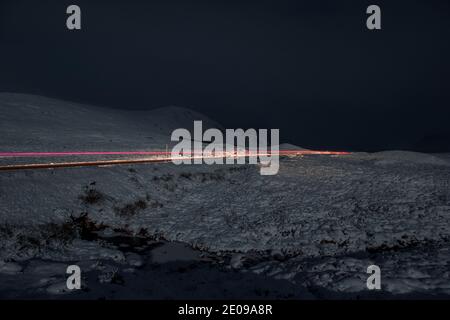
[1, 94, 450, 299]
[0, 93, 221, 153]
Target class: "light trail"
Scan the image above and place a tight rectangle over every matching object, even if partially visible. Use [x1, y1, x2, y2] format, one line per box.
[0, 151, 170, 157]
[0, 150, 350, 158]
[0, 150, 351, 172]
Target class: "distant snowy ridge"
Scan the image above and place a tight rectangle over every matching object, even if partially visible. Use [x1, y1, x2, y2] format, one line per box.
[368, 150, 450, 166]
[276, 143, 310, 151]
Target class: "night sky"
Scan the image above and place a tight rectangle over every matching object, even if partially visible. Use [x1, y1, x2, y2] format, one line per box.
[1, 0, 449, 151]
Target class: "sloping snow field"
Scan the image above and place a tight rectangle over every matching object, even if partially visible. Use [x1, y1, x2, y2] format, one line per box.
[1, 94, 449, 298]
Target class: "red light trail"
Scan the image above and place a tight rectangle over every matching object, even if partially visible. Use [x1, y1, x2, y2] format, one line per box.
[0, 150, 351, 171]
[0, 151, 169, 157]
[0, 150, 350, 157]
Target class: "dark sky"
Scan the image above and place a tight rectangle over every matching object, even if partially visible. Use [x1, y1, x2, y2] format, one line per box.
[1, 0, 449, 151]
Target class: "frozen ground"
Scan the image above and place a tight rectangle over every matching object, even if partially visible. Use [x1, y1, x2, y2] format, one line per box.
[1, 93, 450, 299]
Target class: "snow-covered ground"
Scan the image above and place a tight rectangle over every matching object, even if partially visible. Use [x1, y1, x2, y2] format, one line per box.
[0, 92, 221, 154]
[1, 93, 450, 299]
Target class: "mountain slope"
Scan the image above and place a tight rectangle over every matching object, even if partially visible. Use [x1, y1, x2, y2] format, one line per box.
[0, 93, 221, 152]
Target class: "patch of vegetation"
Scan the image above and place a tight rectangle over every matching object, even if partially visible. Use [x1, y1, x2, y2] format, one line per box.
[179, 170, 226, 182]
[0, 222, 77, 254]
[0, 213, 105, 254]
[0, 223, 14, 239]
[115, 199, 149, 217]
[179, 172, 193, 180]
[145, 194, 164, 209]
[152, 174, 174, 182]
[98, 268, 124, 285]
[198, 172, 225, 182]
[228, 166, 248, 173]
[365, 233, 450, 254]
[42, 222, 77, 243]
[67, 212, 106, 240]
[78, 185, 105, 205]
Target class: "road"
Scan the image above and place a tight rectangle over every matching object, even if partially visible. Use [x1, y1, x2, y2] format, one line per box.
[0, 150, 350, 171]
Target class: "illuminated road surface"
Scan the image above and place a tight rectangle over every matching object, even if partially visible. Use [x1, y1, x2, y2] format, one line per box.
[0, 150, 350, 171]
